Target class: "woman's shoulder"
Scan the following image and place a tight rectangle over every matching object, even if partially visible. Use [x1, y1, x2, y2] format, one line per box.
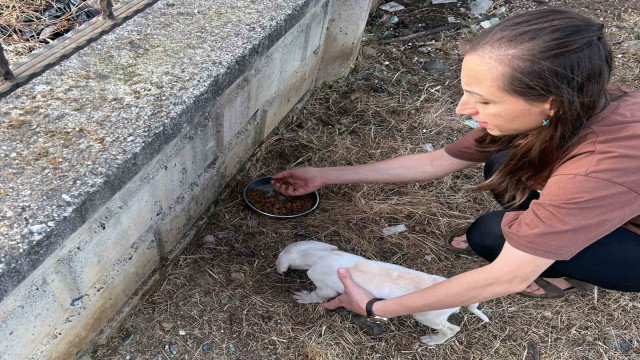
[589, 90, 640, 128]
[556, 91, 640, 188]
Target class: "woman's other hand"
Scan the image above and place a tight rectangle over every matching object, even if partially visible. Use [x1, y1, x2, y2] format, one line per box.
[318, 268, 374, 316]
[271, 167, 325, 196]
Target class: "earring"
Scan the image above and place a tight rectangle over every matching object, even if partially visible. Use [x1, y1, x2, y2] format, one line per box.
[542, 119, 550, 126]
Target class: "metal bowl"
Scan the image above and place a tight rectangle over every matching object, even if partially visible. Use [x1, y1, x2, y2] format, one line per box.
[243, 176, 319, 219]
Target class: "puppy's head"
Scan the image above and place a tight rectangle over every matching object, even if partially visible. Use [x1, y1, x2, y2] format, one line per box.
[276, 241, 338, 273]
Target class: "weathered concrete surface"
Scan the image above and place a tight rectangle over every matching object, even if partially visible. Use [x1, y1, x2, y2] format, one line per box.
[316, 0, 377, 83]
[0, 0, 373, 358]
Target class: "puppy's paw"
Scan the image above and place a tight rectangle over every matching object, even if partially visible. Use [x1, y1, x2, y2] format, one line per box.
[293, 290, 323, 304]
[420, 334, 447, 346]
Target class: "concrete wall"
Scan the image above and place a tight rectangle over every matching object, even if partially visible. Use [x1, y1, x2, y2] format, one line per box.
[0, 0, 373, 358]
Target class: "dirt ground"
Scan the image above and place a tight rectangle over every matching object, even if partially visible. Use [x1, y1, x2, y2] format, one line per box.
[92, 0, 640, 359]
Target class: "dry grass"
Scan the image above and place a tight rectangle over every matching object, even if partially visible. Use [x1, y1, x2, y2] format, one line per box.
[92, 0, 640, 359]
[0, 0, 124, 62]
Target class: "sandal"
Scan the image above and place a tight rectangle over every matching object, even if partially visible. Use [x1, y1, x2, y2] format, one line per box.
[443, 227, 476, 255]
[519, 277, 593, 298]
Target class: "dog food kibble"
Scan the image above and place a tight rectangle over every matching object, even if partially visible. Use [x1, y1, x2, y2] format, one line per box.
[247, 188, 313, 216]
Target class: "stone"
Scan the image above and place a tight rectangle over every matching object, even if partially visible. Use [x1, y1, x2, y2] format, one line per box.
[165, 344, 178, 355]
[202, 343, 213, 352]
[421, 61, 449, 73]
[121, 332, 134, 346]
[623, 40, 640, 54]
[432, 0, 457, 3]
[28, 224, 48, 234]
[39, 26, 57, 40]
[160, 322, 174, 330]
[470, 0, 493, 16]
[609, 340, 632, 352]
[230, 272, 246, 282]
[464, 119, 479, 128]
[203, 235, 216, 246]
[247, 218, 259, 228]
[382, 224, 407, 236]
[359, 320, 385, 336]
[379, 2, 405, 12]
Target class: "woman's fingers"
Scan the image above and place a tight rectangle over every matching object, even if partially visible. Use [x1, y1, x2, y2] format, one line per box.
[318, 295, 344, 310]
[318, 268, 371, 316]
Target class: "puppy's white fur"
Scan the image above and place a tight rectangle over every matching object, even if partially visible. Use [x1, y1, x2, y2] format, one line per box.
[277, 241, 489, 345]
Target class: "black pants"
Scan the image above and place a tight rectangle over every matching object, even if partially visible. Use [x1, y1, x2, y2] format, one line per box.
[466, 150, 640, 292]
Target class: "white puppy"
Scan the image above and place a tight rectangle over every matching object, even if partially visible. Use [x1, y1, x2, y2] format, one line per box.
[276, 240, 489, 345]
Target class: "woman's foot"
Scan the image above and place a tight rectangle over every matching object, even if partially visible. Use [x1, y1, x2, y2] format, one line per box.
[449, 234, 469, 250]
[450, 234, 574, 295]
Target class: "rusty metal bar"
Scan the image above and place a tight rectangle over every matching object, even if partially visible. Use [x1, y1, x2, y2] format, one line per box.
[100, 0, 116, 21]
[0, 44, 15, 81]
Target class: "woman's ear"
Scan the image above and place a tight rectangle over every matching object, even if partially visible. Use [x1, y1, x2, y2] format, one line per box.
[544, 97, 556, 117]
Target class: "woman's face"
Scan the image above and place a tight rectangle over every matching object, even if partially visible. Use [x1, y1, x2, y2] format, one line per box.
[455, 53, 553, 136]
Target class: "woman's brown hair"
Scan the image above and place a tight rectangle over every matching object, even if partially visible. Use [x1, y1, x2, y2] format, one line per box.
[460, 8, 616, 206]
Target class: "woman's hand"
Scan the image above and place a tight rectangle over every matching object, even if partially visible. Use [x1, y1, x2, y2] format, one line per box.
[319, 268, 375, 316]
[271, 167, 326, 196]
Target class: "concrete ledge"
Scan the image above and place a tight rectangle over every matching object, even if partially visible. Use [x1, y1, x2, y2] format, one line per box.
[0, 0, 373, 358]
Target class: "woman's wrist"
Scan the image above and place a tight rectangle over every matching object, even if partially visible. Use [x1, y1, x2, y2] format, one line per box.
[371, 299, 395, 319]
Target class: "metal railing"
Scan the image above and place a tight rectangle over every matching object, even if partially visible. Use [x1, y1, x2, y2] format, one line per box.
[0, 0, 158, 99]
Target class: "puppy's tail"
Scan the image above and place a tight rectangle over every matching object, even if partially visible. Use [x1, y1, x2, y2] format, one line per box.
[466, 303, 489, 322]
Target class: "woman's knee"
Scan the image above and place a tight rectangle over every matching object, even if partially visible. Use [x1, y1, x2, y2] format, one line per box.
[466, 211, 507, 261]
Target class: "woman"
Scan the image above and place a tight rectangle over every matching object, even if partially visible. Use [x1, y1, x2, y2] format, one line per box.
[272, 8, 640, 320]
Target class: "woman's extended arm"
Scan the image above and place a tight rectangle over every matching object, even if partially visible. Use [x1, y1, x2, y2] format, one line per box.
[273, 149, 476, 195]
[320, 242, 555, 317]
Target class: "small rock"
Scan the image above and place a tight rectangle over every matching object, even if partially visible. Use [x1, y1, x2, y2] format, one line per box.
[464, 119, 479, 128]
[424, 255, 432, 261]
[379, 2, 405, 12]
[623, 40, 640, 54]
[69, 296, 84, 308]
[230, 272, 245, 282]
[431, 0, 457, 3]
[447, 16, 456, 23]
[424, 143, 434, 152]
[609, 339, 632, 352]
[389, 16, 399, 25]
[247, 218, 259, 228]
[421, 61, 449, 74]
[121, 332, 134, 346]
[62, 194, 73, 202]
[39, 26, 56, 40]
[380, 14, 391, 24]
[165, 344, 178, 355]
[124, 355, 132, 360]
[470, 0, 493, 16]
[178, 330, 186, 336]
[202, 343, 213, 352]
[160, 322, 174, 330]
[203, 235, 215, 246]
[28, 224, 48, 234]
[480, 20, 493, 29]
[228, 343, 236, 354]
[359, 320, 385, 336]
[382, 224, 407, 237]
[542, 311, 552, 318]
